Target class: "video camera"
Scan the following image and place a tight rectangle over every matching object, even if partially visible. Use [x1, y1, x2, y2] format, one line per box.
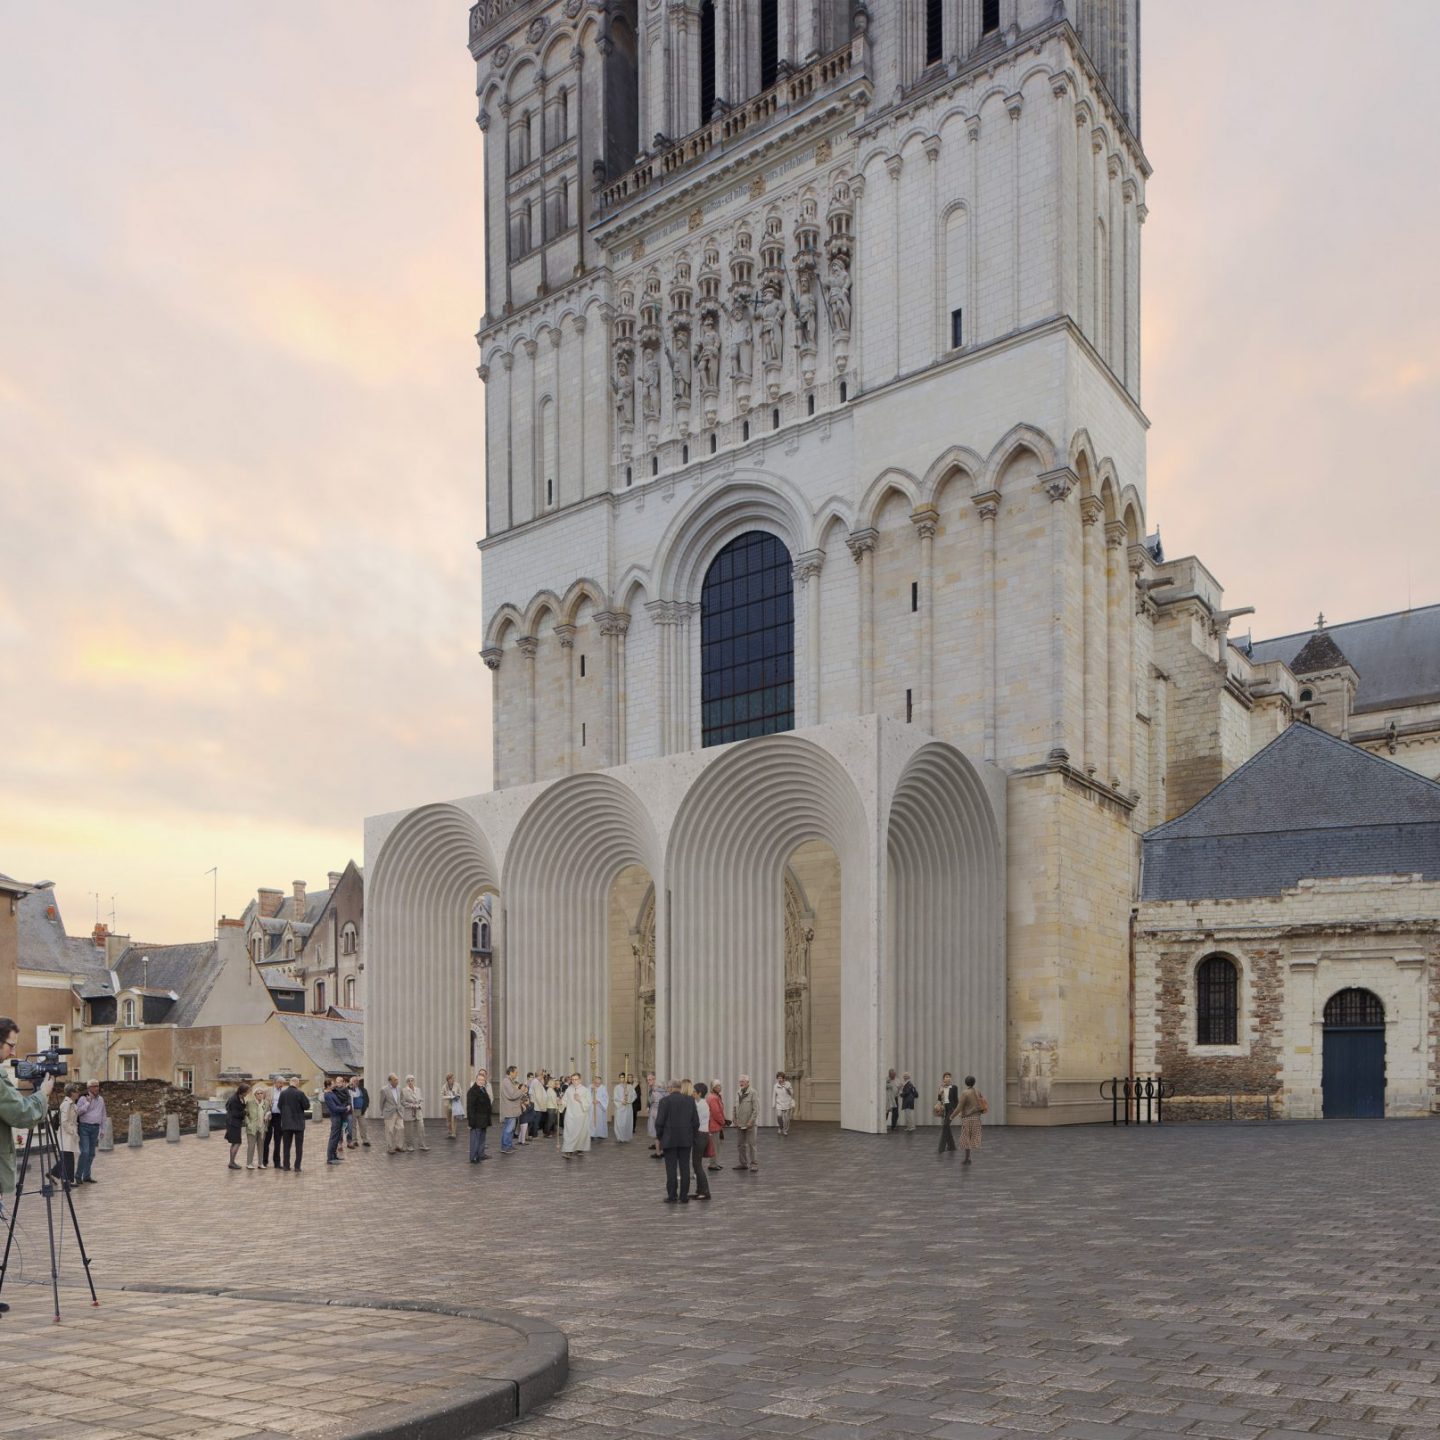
[14, 1045, 72, 1085]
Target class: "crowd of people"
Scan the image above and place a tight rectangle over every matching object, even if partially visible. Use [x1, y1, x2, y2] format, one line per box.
[218, 1064, 987, 1180]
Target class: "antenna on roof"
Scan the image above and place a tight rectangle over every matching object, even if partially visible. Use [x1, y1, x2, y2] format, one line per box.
[1315, 611, 1325, 631]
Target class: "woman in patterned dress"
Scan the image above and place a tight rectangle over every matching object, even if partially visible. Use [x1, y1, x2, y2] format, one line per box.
[958, 1075, 986, 1165]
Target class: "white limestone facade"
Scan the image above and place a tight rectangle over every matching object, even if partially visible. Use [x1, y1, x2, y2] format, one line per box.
[369, 0, 1160, 1127]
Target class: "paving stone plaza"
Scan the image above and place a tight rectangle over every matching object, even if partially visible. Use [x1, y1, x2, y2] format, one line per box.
[4, 1118, 1440, 1439]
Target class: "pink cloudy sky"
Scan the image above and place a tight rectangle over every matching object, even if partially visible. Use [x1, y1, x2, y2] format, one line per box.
[2, 2, 1436, 943]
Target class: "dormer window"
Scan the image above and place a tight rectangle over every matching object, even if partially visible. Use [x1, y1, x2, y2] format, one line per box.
[123, 998, 136, 1027]
[1299, 688, 1313, 703]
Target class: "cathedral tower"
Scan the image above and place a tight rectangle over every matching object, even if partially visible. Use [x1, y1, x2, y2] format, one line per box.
[367, 0, 1155, 1128]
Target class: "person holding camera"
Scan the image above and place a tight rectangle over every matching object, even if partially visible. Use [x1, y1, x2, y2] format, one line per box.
[74, 1077, 106, 1183]
[0, 1018, 54, 1247]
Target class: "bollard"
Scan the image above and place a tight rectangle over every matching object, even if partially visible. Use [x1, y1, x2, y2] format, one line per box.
[99, 1116, 114, 1152]
[196, 1110, 210, 1139]
[166, 1114, 180, 1144]
[128, 1113, 143, 1148]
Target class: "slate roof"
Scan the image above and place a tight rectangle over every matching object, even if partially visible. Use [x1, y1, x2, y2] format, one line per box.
[276, 1015, 365, 1075]
[1289, 630, 1350, 676]
[1240, 603, 1440, 713]
[1142, 723, 1440, 901]
[15, 888, 108, 978]
[113, 942, 226, 1027]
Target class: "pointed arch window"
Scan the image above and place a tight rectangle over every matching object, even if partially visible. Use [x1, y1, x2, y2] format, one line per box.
[701, 531, 794, 747]
[1195, 954, 1238, 1046]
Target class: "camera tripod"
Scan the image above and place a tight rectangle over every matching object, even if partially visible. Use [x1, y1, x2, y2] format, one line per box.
[0, 1101, 98, 1322]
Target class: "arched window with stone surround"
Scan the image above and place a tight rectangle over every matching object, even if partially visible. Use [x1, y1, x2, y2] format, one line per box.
[1195, 954, 1239, 1045]
[700, 531, 794, 747]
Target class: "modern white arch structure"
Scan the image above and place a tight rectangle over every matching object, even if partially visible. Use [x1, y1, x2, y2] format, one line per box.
[367, 718, 1006, 1130]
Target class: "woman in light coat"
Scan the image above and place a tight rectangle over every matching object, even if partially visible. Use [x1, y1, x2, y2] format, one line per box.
[442, 1073, 463, 1140]
[401, 1075, 430, 1152]
[51, 1083, 80, 1186]
[244, 1084, 266, 1169]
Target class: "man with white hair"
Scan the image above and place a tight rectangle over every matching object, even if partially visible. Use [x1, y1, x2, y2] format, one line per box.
[731, 1074, 759, 1173]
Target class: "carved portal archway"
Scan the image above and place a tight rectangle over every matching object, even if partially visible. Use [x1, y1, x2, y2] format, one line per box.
[783, 868, 814, 1090]
[633, 890, 657, 1078]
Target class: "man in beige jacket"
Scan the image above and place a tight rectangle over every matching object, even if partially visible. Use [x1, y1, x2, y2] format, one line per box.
[731, 1074, 759, 1173]
[379, 1073, 406, 1154]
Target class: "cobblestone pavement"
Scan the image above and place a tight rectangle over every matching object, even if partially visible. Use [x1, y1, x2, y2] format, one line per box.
[8, 1117, 1440, 1439]
[1, 1286, 521, 1440]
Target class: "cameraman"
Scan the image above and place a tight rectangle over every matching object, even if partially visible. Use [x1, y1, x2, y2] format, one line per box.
[0, 1017, 54, 1309]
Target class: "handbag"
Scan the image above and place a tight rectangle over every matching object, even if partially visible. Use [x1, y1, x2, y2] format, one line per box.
[932, 1101, 944, 1117]
[978, 1094, 989, 1115]
[450, 1097, 464, 1118]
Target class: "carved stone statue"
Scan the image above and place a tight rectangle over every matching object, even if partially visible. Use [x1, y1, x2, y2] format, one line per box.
[665, 335, 692, 404]
[793, 270, 818, 350]
[612, 352, 634, 427]
[728, 295, 754, 381]
[640, 346, 662, 418]
[695, 315, 721, 392]
[758, 284, 785, 369]
[824, 255, 852, 333]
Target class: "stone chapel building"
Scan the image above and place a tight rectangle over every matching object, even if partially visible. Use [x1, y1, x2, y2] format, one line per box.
[365, 1, 1437, 1126]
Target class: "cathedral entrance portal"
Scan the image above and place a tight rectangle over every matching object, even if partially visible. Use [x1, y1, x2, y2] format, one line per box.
[608, 866, 657, 1086]
[782, 842, 841, 1122]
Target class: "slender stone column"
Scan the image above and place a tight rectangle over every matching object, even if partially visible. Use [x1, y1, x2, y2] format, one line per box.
[911, 509, 939, 731]
[1040, 468, 1078, 765]
[1105, 522, 1128, 790]
[846, 529, 879, 715]
[556, 624, 577, 774]
[481, 647, 502, 785]
[598, 611, 629, 767]
[517, 635, 539, 783]
[971, 491, 1000, 762]
[1080, 495, 1107, 775]
[1126, 543, 1146, 799]
[885, 155, 903, 381]
[794, 550, 825, 726]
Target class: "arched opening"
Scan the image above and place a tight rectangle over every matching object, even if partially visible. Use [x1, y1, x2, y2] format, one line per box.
[668, 734, 871, 1126]
[603, 2, 639, 179]
[886, 743, 1005, 1122]
[504, 773, 661, 1089]
[1195, 954, 1239, 1045]
[700, 530, 795, 747]
[1322, 987, 1386, 1118]
[368, 803, 500, 1117]
[609, 869, 658, 1083]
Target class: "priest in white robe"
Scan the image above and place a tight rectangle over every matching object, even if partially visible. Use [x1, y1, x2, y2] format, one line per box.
[591, 1075, 609, 1140]
[612, 1074, 634, 1143]
[562, 1074, 592, 1158]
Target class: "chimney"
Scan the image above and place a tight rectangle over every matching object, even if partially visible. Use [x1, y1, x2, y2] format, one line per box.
[257, 888, 283, 919]
[327, 871, 343, 891]
[91, 921, 110, 948]
[292, 881, 307, 920]
[217, 916, 243, 928]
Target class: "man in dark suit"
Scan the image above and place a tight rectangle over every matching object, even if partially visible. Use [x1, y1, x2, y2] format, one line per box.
[277, 1076, 310, 1172]
[654, 1079, 699, 1204]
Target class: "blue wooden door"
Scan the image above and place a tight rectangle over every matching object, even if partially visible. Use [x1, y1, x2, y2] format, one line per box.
[1322, 1027, 1385, 1118]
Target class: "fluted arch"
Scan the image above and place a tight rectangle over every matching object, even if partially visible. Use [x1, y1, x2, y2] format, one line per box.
[503, 773, 662, 1078]
[369, 804, 500, 1116]
[667, 734, 873, 1125]
[655, 473, 810, 602]
[886, 744, 1006, 1123]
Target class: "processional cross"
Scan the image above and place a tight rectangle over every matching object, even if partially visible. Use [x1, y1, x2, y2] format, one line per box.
[586, 1033, 599, 1080]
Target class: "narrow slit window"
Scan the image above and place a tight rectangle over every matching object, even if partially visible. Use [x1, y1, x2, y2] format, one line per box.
[581, 722, 586, 747]
[807, 393, 815, 416]
[579, 654, 586, 678]
[983, 0, 1001, 35]
[839, 380, 848, 402]
[911, 581, 919, 613]
[710, 433, 717, 453]
[951, 307, 964, 349]
[652, 455, 659, 475]
[682, 443, 689, 464]
[772, 407, 780, 430]
[743, 420, 751, 441]
[906, 688, 913, 723]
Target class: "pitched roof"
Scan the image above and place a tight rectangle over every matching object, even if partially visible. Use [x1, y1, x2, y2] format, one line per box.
[16, 888, 108, 978]
[275, 1015, 365, 1075]
[113, 942, 226, 1027]
[1142, 723, 1440, 901]
[1289, 629, 1350, 676]
[1241, 603, 1440, 713]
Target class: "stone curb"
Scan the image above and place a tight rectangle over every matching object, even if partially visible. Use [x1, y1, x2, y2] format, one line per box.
[110, 1280, 568, 1436]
